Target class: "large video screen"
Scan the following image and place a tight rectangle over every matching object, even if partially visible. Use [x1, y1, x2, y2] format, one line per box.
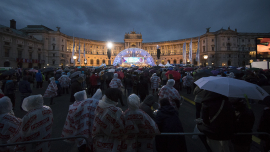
[122, 57, 144, 63]
[256, 37, 270, 59]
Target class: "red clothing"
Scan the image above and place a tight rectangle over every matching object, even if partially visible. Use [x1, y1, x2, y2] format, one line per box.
[0, 94, 4, 98]
[89, 74, 99, 86]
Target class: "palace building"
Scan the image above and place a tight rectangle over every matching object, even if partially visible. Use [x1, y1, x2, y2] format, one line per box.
[1, 19, 270, 68]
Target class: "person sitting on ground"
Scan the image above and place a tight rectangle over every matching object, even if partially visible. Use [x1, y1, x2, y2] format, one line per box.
[0, 97, 21, 152]
[43, 77, 58, 105]
[122, 94, 160, 152]
[92, 88, 125, 152]
[230, 98, 255, 152]
[9, 95, 53, 152]
[109, 73, 123, 89]
[158, 79, 182, 110]
[62, 89, 102, 152]
[155, 98, 187, 152]
[140, 95, 156, 120]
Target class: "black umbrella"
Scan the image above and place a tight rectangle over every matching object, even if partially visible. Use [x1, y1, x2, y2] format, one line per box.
[0, 69, 16, 77]
[43, 68, 54, 73]
[193, 70, 213, 81]
[104, 72, 114, 79]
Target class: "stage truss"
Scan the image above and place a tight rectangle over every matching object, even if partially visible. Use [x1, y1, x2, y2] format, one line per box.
[113, 48, 156, 66]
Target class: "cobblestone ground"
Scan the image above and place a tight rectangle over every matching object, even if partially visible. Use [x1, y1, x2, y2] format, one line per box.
[13, 81, 268, 152]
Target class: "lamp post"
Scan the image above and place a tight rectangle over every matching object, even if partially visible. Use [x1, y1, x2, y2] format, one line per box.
[203, 55, 208, 67]
[73, 56, 77, 67]
[107, 42, 113, 65]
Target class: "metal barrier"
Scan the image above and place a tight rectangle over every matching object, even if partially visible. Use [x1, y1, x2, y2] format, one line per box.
[0, 136, 88, 147]
[0, 132, 269, 148]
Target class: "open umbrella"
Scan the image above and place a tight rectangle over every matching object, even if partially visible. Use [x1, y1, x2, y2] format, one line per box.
[28, 69, 38, 73]
[0, 69, 16, 77]
[211, 70, 219, 75]
[193, 71, 213, 81]
[117, 71, 124, 79]
[165, 70, 181, 80]
[104, 72, 114, 79]
[195, 76, 269, 100]
[42, 68, 54, 73]
[70, 71, 81, 78]
[183, 67, 193, 71]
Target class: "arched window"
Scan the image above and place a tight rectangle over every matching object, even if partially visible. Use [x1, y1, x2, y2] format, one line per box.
[90, 59, 94, 65]
[97, 59, 100, 65]
[167, 60, 170, 64]
[173, 60, 177, 64]
[227, 43, 231, 51]
[180, 59, 183, 64]
[102, 59, 105, 63]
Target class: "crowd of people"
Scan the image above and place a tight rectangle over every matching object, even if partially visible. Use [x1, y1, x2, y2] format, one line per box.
[0, 66, 269, 152]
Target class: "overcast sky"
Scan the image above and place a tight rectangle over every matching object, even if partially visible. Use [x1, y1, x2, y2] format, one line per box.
[0, 0, 269, 42]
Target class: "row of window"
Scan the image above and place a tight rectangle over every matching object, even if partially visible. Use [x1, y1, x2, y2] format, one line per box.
[4, 49, 42, 60]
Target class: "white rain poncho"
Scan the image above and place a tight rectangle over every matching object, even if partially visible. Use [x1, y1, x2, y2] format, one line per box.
[58, 75, 71, 88]
[0, 97, 21, 152]
[62, 89, 102, 148]
[121, 94, 160, 152]
[92, 95, 125, 152]
[158, 79, 182, 110]
[150, 73, 161, 89]
[74, 90, 87, 103]
[227, 72, 235, 78]
[43, 77, 58, 98]
[182, 72, 194, 87]
[9, 95, 53, 152]
[109, 73, 123, 89]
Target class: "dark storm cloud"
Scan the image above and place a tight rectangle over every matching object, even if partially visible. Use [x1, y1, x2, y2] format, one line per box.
[0, 0, 269, 42]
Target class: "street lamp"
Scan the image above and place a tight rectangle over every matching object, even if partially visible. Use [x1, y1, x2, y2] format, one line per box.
[203, 55, 208, 59]
[107, 42, 113, 65]
[73, 56, 77, 66]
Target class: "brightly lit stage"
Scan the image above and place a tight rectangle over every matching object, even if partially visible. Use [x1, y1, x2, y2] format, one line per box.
[113, 48, 156, 67]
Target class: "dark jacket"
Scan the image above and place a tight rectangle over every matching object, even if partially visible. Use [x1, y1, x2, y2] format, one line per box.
[4, 80, 15, 95]
[138, 79, 149, 95]
[155, 105, 187, 152]
[258, 108, 270, 141]
[140, 95, 155, 119]
[55, 72, 62, 80]
[70, 80, 82, 102]
[232, 108, 255, 146]
[124, 77, 133, 89]
[19, 80, 32, 94]
[35, 70, 43, 82]
[198, 96, 235, 140]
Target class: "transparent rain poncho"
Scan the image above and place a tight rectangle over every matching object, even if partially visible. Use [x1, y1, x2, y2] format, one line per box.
[9, 94, 53, 152]
[158, 79, 182, 110]
[121, 94, 160, 152]
[92, 94, 125, 152]
[74, 90, 87, 102]
[62, 89, 102, 148]
[0, 97, 21, 152]
[109, 73, 123, 89]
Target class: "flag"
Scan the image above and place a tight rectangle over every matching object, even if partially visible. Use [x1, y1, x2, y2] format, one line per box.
[71, 36, 75, 63]
[196, 37, 200, 65]
[84, 43, 86, 63]
[183, 42, 186, 64]
[189, 39, 192, 64]
[78, 39, 81, 62]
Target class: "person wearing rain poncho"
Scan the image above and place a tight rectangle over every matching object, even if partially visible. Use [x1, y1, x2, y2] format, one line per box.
[158, 79, 182, 110]
[227, 72, 235, 78]
[182, 72, 194, 94]
[92, 88, 125, 152]
[43, 77, 58, 105]
[109, 73, 123, 89]
[9, 95, 53, 152]
[0, 97, 21, 152]
[150, 73, 161, 94]
[62, 89, 103, 152]
[121, 94, 160, 152]
[58, 73, 71, 94]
